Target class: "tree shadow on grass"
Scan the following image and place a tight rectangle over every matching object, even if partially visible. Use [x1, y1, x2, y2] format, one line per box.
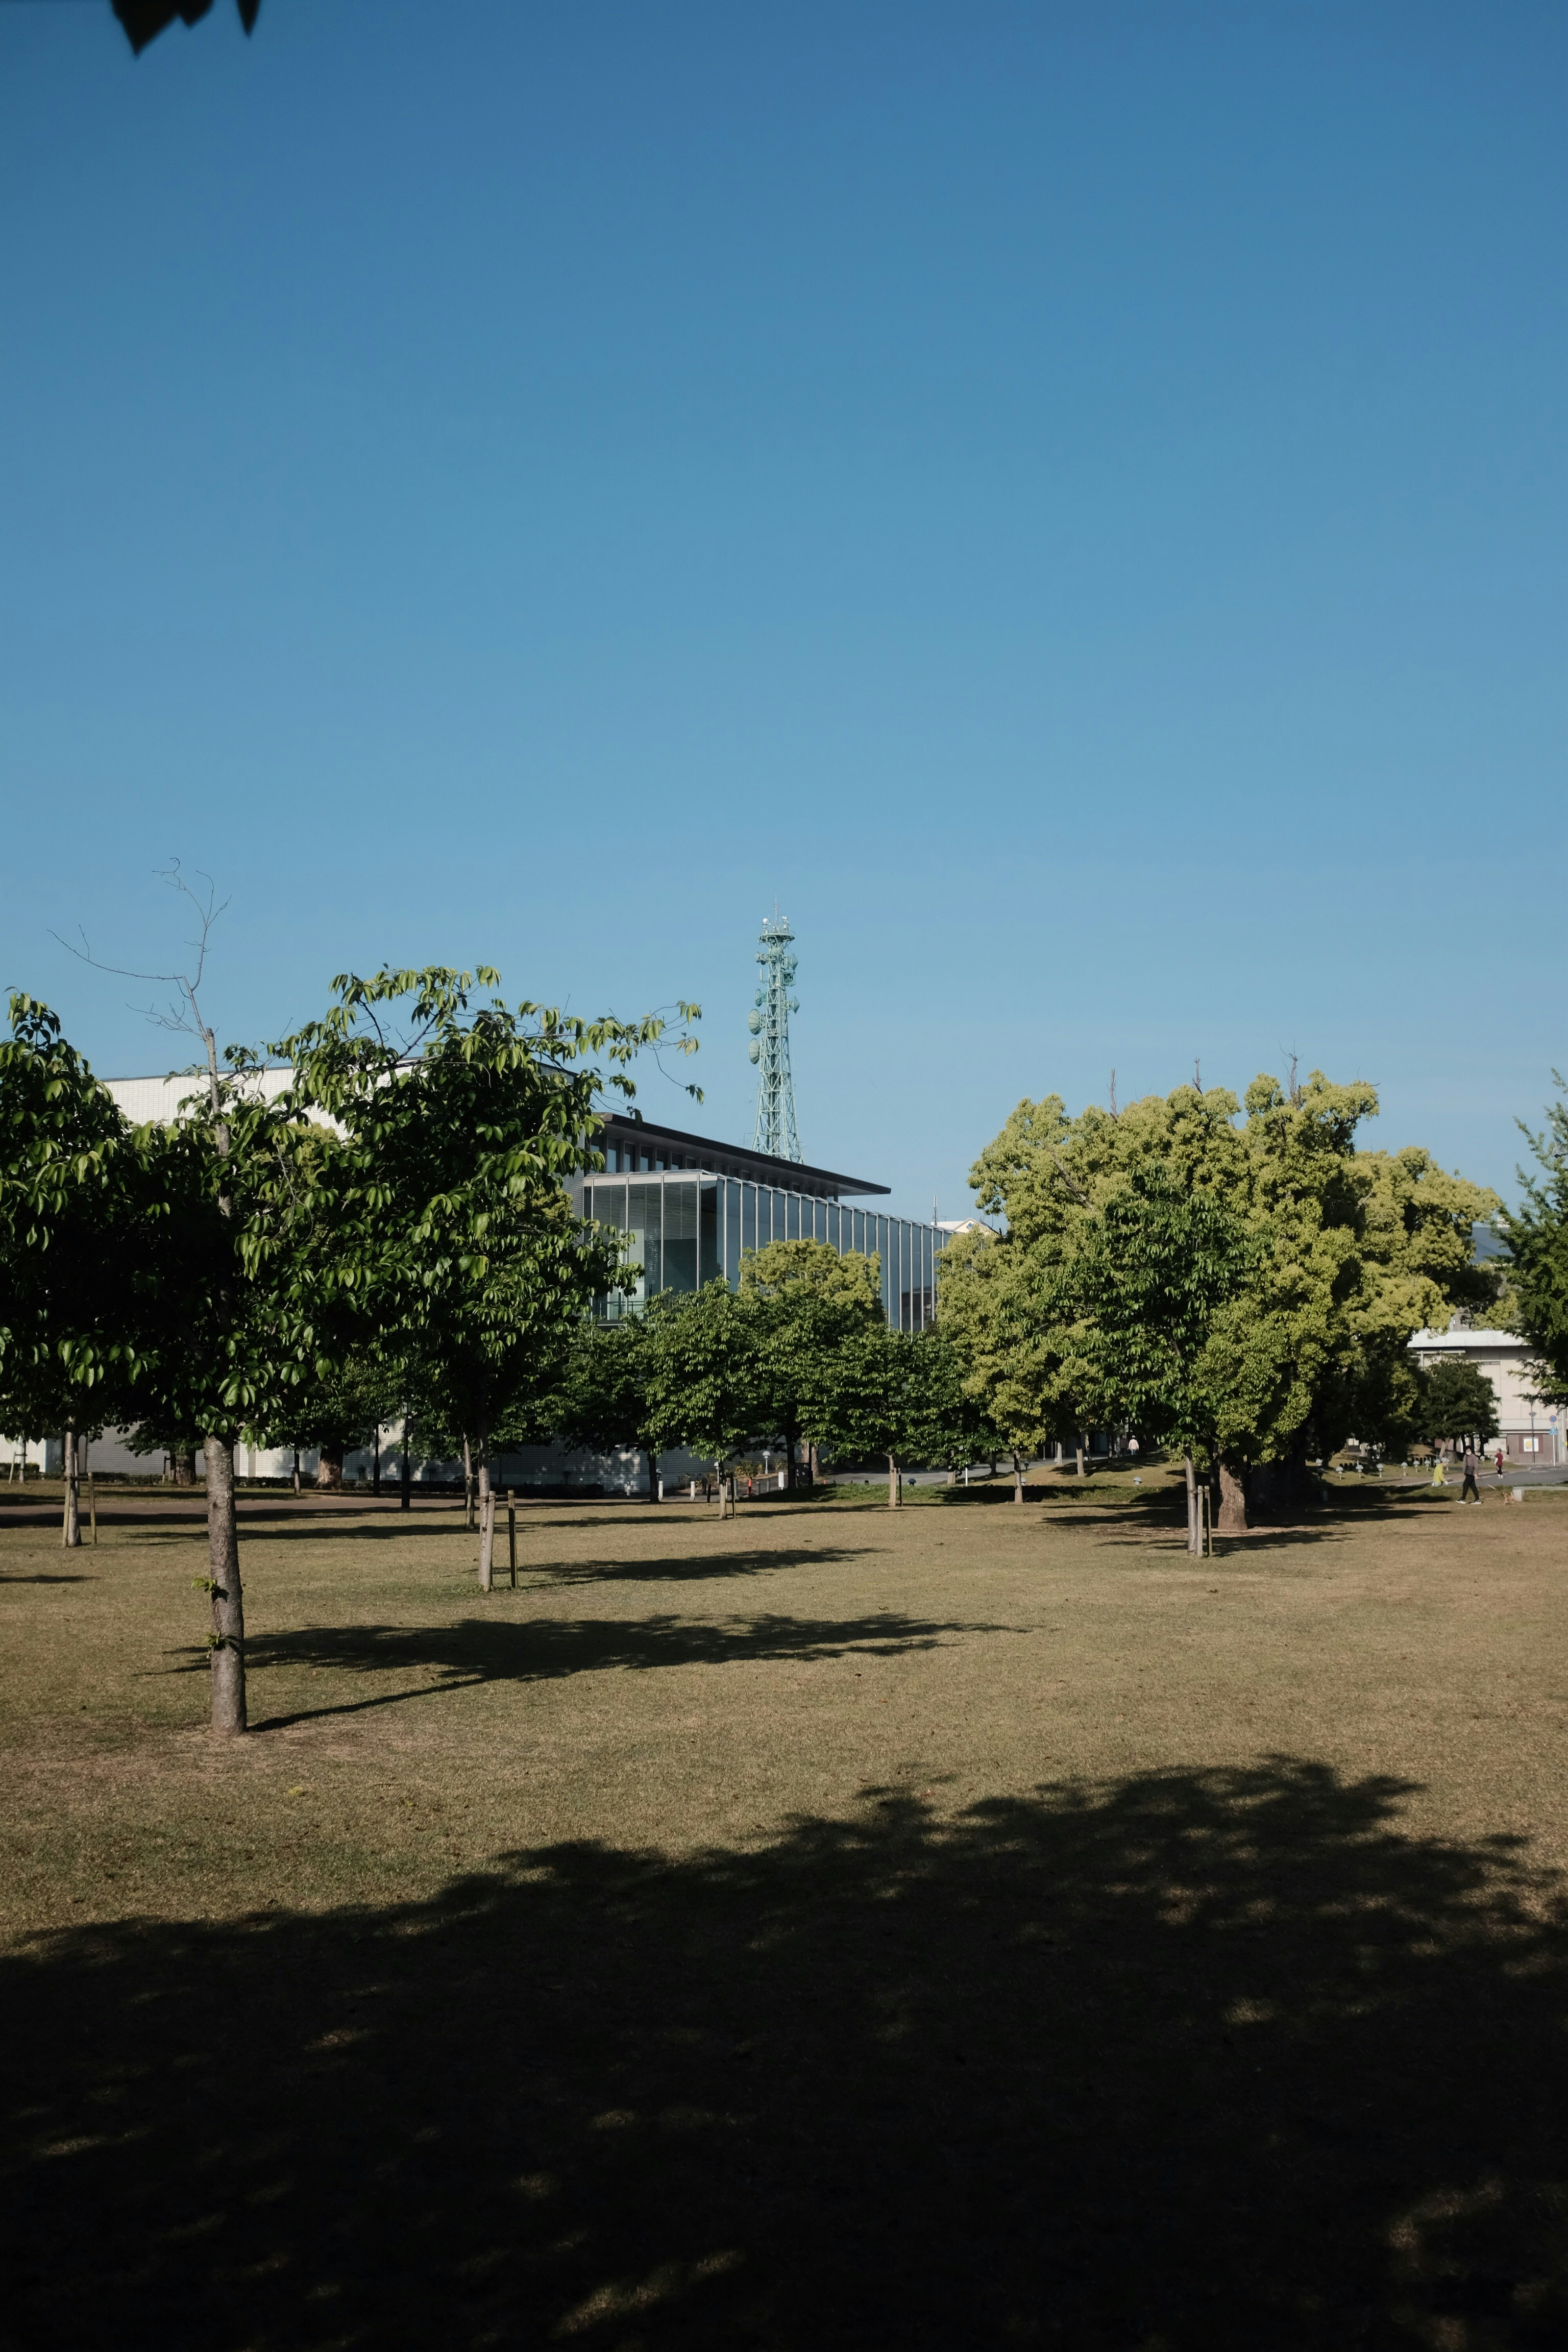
[6, 1760, 1568, 2348]
[542, 1545, 874, 1587]
[211, 1610, 1017, 1730]
[1326, 1491, 1461, 1517]
[1089, 1521, 1349, 1558]
[1202, 1527, 1356, 1558]
[232, 1509, 482, 1544]
[0, 1570, 96, 1584]
[227, 1510, 843, 1554]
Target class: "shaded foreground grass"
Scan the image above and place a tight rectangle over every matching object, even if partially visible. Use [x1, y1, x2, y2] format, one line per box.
[7, 1767, 1568, 2349]
[4, 1487, 1568, 2347]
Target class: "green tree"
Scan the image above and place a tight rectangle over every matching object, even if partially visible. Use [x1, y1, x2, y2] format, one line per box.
[643, 1282, 766, 1517]
[0, 998, 148, 1548]
[964, 1073, 1499, 1532]
[1420, 1360, 1500, 1451]
[1503, 1079, 1568, 1410]
[556, 1315, 669, 1503]
[1343, 1350, 1430, 1464]
[260, 1348, 402, 1491]
[126, 1062, 325, 1732]
[120, 1418, 202, 1486]
[820, 1323, 965, 1509]
[937, 1225, 1088, 1498]
[1310, 1141, 1506, 1488]
[279, 967, 698, 1585]
[740, 1239, 883, 1490]
[1074, 1172, 1260, 1555]
[892, 1324, 1000, 1485]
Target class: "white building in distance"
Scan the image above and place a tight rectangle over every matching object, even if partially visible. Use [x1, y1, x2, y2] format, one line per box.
[1408, 1325, 1563, 1465]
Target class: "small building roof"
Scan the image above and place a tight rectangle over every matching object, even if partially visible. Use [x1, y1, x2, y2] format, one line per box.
[595, 1112, 889, 1199]
[1410, 1328, 1529, 1352]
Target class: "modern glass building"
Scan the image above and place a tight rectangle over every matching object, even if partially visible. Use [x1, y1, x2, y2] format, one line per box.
[570, 1115, 945, 1331]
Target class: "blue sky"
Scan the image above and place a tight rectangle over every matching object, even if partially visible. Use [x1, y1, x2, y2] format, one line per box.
[3, 1, 1562, 1220]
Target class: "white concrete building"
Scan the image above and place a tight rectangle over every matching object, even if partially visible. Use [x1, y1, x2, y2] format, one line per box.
[102, 1066, 296, 1124]
[13, 1076, 940, 1498]
[1408, 1326, 1564, 1464]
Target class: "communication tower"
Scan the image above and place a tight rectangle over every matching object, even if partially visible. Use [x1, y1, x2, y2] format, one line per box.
[748, 911, 802, 1162]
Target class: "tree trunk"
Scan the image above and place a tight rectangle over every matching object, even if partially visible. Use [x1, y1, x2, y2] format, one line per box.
[785, 1415, 800, 1492]
[205, 1436, 246, 1734]
[1217, 1458, 1248, 1533]
[888, 1453, 900, 1509]
[1183, 1451, 1202, 1558]
[1075, 1438, 1086, 1478]
[317, 1440, 345, 1492]
[463, 1436, 474, 1530]
[400, 1415, 411, 1513]
[476, 1399, 494, 1590]
[173, 1448, 197, 1487]
[714, 1463, 726, 1518]
[808, 1441, 820, 1487]
[372, 1427, 381, 1496]
[646, 1447, 660, 1503]
[62, 1428, 81, 1548]
[1013, 1453, 1025, 1503]
[1246, 1449, 1314, 1522]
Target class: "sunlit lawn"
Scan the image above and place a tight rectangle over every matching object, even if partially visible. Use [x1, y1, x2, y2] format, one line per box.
[4, 1470, 1567, 2346]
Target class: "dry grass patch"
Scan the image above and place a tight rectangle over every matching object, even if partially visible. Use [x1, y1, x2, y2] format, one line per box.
[4, 1479, 1568, 2345]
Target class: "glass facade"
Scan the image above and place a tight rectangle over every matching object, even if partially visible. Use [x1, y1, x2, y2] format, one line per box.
[574, 1168, 946, 1330]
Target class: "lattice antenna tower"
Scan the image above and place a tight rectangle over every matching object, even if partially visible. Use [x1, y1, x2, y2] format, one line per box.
[748, 911, 802, 1161]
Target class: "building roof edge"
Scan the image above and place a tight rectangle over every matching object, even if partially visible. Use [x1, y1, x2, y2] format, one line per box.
[597, 1111, 890, 1196]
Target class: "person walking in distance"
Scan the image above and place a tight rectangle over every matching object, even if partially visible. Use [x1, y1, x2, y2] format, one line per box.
[1460, 1441, 1481, 1505]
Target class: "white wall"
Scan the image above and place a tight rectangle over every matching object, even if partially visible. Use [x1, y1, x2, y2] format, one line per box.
[102, 1067, 296, 1124]
[1409, 1330, 1564, 1461]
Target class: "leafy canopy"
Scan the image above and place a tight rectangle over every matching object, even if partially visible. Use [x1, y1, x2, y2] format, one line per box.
[0, 996, 146, 1438]
[953, 1071, 1499, 1471]
[275, 966, 699, 1458]
[1503, 1075, 1568, 1408]
[740, 1239, 884, 1470]
[1421, 1360, 1500, 1447]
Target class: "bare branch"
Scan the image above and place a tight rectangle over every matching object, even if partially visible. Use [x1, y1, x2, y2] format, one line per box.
[50, 862, 227, 1001]
[51, 859, 230, 1120]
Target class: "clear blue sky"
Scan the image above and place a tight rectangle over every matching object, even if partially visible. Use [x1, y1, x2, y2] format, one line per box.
[4, 1, 1563, 1220]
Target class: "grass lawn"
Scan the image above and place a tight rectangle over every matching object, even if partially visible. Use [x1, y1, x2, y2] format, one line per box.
[3, 1469, 1567, 2347]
